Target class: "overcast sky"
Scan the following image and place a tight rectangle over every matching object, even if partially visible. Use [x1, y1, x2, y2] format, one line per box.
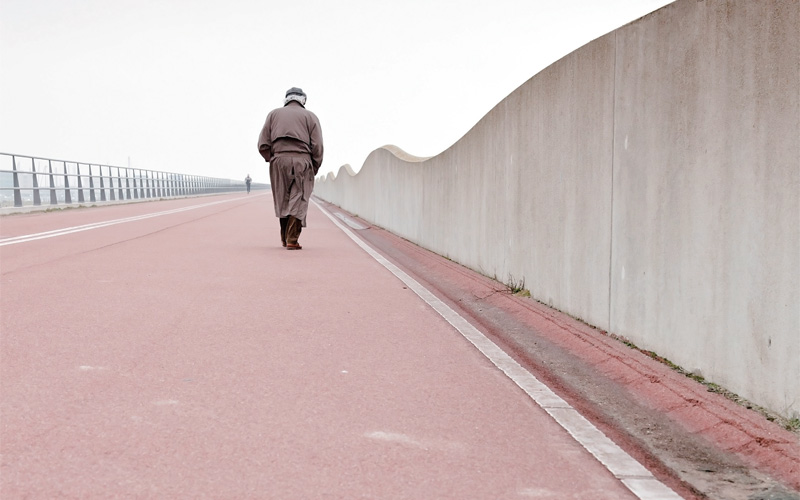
[1, 0, 673, 183]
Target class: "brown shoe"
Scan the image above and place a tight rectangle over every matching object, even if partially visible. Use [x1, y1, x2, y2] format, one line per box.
[286, 243, 302, 250]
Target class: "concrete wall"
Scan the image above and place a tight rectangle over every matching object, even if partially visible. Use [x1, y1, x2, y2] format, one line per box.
[315, 0, 799, 418]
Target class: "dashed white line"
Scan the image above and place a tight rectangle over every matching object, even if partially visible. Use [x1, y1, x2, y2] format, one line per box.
[0, 197, 244, 247]
[314, 199, 682, 500]
[153, 400, 180, 406]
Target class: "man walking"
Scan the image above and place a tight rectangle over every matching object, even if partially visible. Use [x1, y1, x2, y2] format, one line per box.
[257, 87, 323, 250]
[245, 174, 252, 194]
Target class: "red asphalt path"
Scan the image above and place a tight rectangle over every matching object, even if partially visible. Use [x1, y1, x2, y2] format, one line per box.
[2, 193, 681, 498]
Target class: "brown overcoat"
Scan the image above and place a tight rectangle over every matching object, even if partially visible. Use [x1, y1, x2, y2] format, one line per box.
[257, 101, 323, 225]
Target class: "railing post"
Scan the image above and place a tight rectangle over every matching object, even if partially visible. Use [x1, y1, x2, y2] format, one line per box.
[11, 155, 22, 207]
[125, 168, 133, 199]
[99, 165, 107, 202]
[63, 162, 72, 204]
[107, 166, 116, 201]
[88, 164, 96, 202]
[48, 159, 57, 205]
[116, 167, 123, 201]
[138, 170, 145, 199]
[77, 164, 85, 203]
[32, 159, 41, 206]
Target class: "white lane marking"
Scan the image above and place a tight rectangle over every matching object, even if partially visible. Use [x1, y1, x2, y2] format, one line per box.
[0, 196, 244, 247]
[334, 212, 367, 230]
[314, 200, 682, 500]
[364, 431, 466, 452]
[365, 431, 427, 448]
[518, 487, 558, 497]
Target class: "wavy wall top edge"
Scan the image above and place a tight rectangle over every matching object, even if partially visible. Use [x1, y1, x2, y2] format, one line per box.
[318, 1, 678, 183]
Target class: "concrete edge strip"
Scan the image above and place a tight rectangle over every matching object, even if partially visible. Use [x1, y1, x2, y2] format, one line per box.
[0, 196, 244, 247]
[314, 200, 682, 500]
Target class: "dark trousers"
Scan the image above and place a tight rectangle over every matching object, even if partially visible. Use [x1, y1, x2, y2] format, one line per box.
[280, 216, 302, 246]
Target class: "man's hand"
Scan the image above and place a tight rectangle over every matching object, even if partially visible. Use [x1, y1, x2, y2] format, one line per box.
[258, 145, 271, 162]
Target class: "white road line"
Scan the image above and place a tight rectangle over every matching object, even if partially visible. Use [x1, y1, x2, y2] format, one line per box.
[314, 200, 682, 500]
[0, 197, 243, 247]
[334, 212, 367, 230]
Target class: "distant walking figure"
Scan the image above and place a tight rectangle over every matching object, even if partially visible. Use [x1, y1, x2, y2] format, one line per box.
[257, 87, 323, 250]
[245, 174, 252, 193]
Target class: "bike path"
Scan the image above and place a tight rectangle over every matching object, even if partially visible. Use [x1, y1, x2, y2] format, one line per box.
[2, 193, 682, 498]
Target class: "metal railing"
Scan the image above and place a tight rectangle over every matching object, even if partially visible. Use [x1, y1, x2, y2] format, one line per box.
[0, 152, 267, 208]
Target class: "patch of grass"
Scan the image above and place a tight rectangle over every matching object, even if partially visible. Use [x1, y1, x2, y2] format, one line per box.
[506, 275, 530, 297]
[610, 334, 639, 350]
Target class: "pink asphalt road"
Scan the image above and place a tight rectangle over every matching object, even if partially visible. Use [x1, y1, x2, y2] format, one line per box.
[1, 194, 681, 499]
